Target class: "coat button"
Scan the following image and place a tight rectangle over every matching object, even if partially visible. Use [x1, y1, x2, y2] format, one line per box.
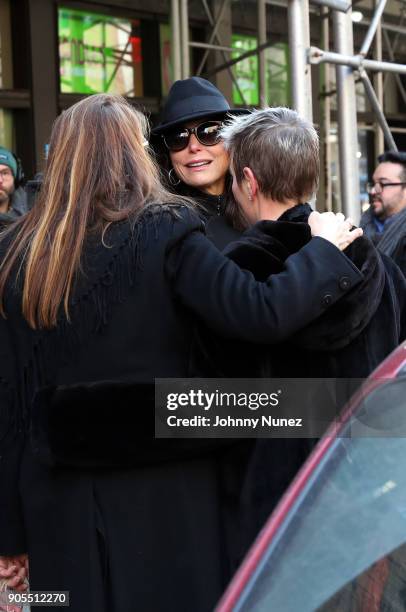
[339, 276, 351, 291]
[101, 271, 114, 286]
[322, 294, 333, 307]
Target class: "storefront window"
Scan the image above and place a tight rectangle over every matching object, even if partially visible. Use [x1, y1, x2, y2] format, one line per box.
[0, 0, 13, 89]
[232, 35, 259, 105]
[160, 23, 172, 97]
[58, 7, 143, 97]
[0, 108, 14, 149]
[266, 43, 290, 107]
[231, 35, 290, 107]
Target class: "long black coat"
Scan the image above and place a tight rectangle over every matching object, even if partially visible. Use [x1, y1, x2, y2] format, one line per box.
[195, 204, 406, 378]
[193, 203, 406, 561]
[0, 205, 363, 612]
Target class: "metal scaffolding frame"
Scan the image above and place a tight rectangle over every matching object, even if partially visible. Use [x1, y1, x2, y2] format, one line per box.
[170, 0, 406, 218]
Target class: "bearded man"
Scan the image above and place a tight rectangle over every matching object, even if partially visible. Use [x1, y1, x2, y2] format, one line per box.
[0, 147, 27, 227]
[361, 151, 406, 276]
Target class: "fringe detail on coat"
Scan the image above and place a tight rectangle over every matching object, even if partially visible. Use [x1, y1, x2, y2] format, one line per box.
[0, 205, 179, 434]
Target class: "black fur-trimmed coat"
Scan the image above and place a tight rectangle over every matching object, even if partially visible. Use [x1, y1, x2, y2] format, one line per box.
[194, 204, 406, 378]
[192, 203, 406, 560]
[0, 205, 365, 611]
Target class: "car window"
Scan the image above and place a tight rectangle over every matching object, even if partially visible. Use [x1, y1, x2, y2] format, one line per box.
[235, 378, 406, 612]
[318, 540, 406, 611]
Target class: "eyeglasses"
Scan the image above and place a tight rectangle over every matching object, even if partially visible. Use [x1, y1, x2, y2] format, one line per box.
[366, 181, 406, 194]
[162, 121, 223, 152]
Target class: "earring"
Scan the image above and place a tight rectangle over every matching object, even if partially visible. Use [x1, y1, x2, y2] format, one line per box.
[168, 168, 181, 187]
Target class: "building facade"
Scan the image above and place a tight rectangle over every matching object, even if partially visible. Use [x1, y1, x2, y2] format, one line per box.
[1, 0, 406, 212]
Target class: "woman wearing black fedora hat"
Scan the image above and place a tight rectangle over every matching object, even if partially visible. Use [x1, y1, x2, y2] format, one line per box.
[152, 76, 248, 248]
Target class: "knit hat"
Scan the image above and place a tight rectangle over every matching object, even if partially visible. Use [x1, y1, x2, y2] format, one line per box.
[0, 147, 17, 178]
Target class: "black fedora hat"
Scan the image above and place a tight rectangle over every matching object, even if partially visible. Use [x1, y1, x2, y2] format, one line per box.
[152, 77, 248, 135]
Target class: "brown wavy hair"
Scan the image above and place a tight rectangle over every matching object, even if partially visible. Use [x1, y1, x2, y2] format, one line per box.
[0, 94, 188, 329]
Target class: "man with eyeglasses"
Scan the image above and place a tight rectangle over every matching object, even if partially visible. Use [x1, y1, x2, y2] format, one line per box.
[361, 151, 406, 276]
[0, 146, 27, 228]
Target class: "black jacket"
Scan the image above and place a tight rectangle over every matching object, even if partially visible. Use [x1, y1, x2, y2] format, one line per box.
[391, 234, 406, 278]
[360, 206, 406, 277]
[192, 203, 406, 563]
[194, 204, 406, 378]
[175, 182, 242, 249]
[0, 205, 363, 611]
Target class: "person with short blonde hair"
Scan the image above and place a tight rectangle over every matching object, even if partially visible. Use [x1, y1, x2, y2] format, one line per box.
[194, 107, 406, 565]
[221, 107, 319, 222]
[212, 106, 404, 380]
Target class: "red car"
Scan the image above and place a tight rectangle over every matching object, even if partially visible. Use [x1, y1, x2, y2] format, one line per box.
[218, 341, 406, 612]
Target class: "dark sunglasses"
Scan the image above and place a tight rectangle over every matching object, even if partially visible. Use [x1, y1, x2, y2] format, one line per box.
[162, 121, 223, 152]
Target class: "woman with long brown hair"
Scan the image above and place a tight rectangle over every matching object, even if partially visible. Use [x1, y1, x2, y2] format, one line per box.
[0, 94, 362, 612]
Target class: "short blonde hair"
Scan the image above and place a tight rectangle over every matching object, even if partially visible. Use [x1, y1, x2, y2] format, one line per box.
[221, 107, 319, 204]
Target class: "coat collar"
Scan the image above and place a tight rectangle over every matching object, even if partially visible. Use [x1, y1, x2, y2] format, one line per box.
[224, 204, 385, 350]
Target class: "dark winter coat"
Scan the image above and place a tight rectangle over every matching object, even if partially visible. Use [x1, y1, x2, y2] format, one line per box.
[195, 204, 406, 378]
[390, 234, 406, 279]
[192, 203, 406, 562]
[360, 206, 406, 277]
[160, 168, 243, 249]
[0, 205, 363, 612]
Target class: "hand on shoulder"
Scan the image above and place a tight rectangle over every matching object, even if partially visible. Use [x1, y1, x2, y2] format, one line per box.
[309, 211, 363, 251]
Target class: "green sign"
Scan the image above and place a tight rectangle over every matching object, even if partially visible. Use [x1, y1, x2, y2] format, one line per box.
[232, 35, 290, 107]
[58, 7, 143, 96]
[267, 42, 290, 107]
[0, 109, 13, 151]
[232, 35, 259, 105]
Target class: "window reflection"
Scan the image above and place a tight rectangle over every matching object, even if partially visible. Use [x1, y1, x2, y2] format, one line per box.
[0, 108, 13, 150]
[231, 35, 290, 107]
[237, 379, 406, 612]
[0, 0, 13, 89]
[319, 542, 406, 612]
[58, 7, 143, 97]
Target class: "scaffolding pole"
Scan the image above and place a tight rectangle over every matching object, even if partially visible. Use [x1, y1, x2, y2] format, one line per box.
[359, 0, 387, 57]
[320, 6, 332, 211]
[198, 0, 247, 103]
[383, 28, 406, 108]
[359, 68, 397, 150]
[373, 0, 384, 157]
[288, 0, 313, 120]
[258, 0, 267, 107]
[180, 0, 190, 78]
[171, 0, 182, 81]
[310, 48, 406, 74]
[189, 42, 234, 52]
[311, 0, 350, 10]
[333, 9, 360, 218]
[197, 0, 229, 76]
